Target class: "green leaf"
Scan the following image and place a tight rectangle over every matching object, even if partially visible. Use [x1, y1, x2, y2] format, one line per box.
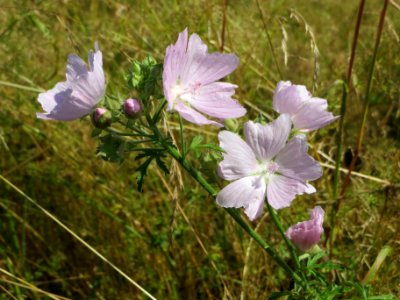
[188, 135, 204, 151]
[136, 156, 153, 192]
[91, 128, 102, 138]
[127, 60, 143, 89]
[96, 134, 125, 163]
[29, 14, 51, 38]
[315, 261, 345, 271]
[197, 143, 223, 152]
[368, 295, 395, 300]
[184, 135, 223, 158]
[307, 251, 326, 268]
[155, 156, 169, 175]
[126, 56, 163, 101]
[268, 291, 292, 300]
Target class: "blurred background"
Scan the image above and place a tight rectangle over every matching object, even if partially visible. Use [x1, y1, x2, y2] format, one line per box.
[0, 0, 399, 298]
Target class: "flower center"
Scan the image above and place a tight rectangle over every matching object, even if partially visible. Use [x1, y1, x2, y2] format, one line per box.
[253, 161, 280, 182]
[265, 161, 280, 174]
[170, 82, 202, 107]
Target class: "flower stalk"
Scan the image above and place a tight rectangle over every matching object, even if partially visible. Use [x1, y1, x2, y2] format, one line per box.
[267, 203, 301, 271]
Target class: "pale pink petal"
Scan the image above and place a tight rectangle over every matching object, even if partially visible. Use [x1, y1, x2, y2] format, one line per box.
[216, 176, 266, 221]
[286, 206, 324, 252]
[244, 191, 266, 221]
[88, 42, 103, 71]
[37, 88, 91, 121]
[310, 206, 324, 226]
[73, 48, 105, 106]
[87, 46, 105, 100]
[162, 29, 244, 124]
[163, 29, 189, 108]
[37, 43, 105, 121]
[267, 175, 315, 210]
[243, 114, 292, 161]
[275, 135, 322, 181]
[218, 131, 258, 180]
[272, 81, 338, 132]
[305, 183, 316, 194]
[273, 81, 310, 115]
[174, 102, 222, 127]
[37, 82, 70, 113]
[180, 34, 239, 86]
[190, 82, 246, 119]
[292, 98, 339, 132]
[66, 54, 87, 81]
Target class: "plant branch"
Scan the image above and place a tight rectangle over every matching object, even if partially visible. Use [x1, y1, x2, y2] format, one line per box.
[267, 203, 301, 271]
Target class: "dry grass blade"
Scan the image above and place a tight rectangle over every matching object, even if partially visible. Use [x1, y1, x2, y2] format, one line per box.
[0, 175, 157, 300]
[320, 162, 391, 185]
[0, 80, 45, 93]
[390, 0, 400, 11]
[240, 212, 270, 300]
[153, 167, 233, 298]
[0, 268, 71, 300]
[289, 9, 320, 92]
[362, 246, 392, 284]
[0, 284, 19, 300]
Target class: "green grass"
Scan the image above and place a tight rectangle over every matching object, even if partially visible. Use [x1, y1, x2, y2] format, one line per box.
[0, 0, 399, 298]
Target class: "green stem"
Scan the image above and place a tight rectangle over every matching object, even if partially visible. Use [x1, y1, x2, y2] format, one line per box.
[267, 203, 301, 271]
[178, 116, 186, 156]
[106, 127, 152, 137]
[126, 147, 164, 152]
[163, 142, 304, 286]
[118, 120, 149, 136]
[152, 98, 167, 125]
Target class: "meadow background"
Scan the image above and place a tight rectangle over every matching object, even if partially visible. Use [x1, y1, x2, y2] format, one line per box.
[0, 0, 399, 299]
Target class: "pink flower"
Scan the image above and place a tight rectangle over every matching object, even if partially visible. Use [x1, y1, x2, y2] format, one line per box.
[273, 81, 339, 132]
[162, 28, 246, 127]
[37, 43, 105, 121]
[216, 114, 322, 220]
[286, 206, 324, 252]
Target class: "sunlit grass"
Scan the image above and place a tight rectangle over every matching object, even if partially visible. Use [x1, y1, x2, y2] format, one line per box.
[0, 0, 399, 298]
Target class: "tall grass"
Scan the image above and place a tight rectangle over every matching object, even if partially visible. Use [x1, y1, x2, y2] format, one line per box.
[0, 0, 399, 298]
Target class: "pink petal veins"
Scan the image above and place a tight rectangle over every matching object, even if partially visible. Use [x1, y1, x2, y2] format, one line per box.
[272, 81, 338, 131]
[286, 206, 325, 252]
[216, 176, 266, 221]
[244, 114, 292, 161]
[37, 43, 105, 121]
[275, 134, 322, 181]
[218, 130, 258, 180]
[162, 29, 245, 126]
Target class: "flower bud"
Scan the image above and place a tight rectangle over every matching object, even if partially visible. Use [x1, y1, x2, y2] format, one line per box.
[123, 98, 142, 118]
[285, 206, 324, 252]
[91, 108, 112, 129]
[224, 118, 239, 132]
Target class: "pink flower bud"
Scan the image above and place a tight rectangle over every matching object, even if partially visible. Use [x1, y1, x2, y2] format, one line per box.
[285, 206, 324, 252]
[91, 107, 112, 129]
[123, 98, 141, 118]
